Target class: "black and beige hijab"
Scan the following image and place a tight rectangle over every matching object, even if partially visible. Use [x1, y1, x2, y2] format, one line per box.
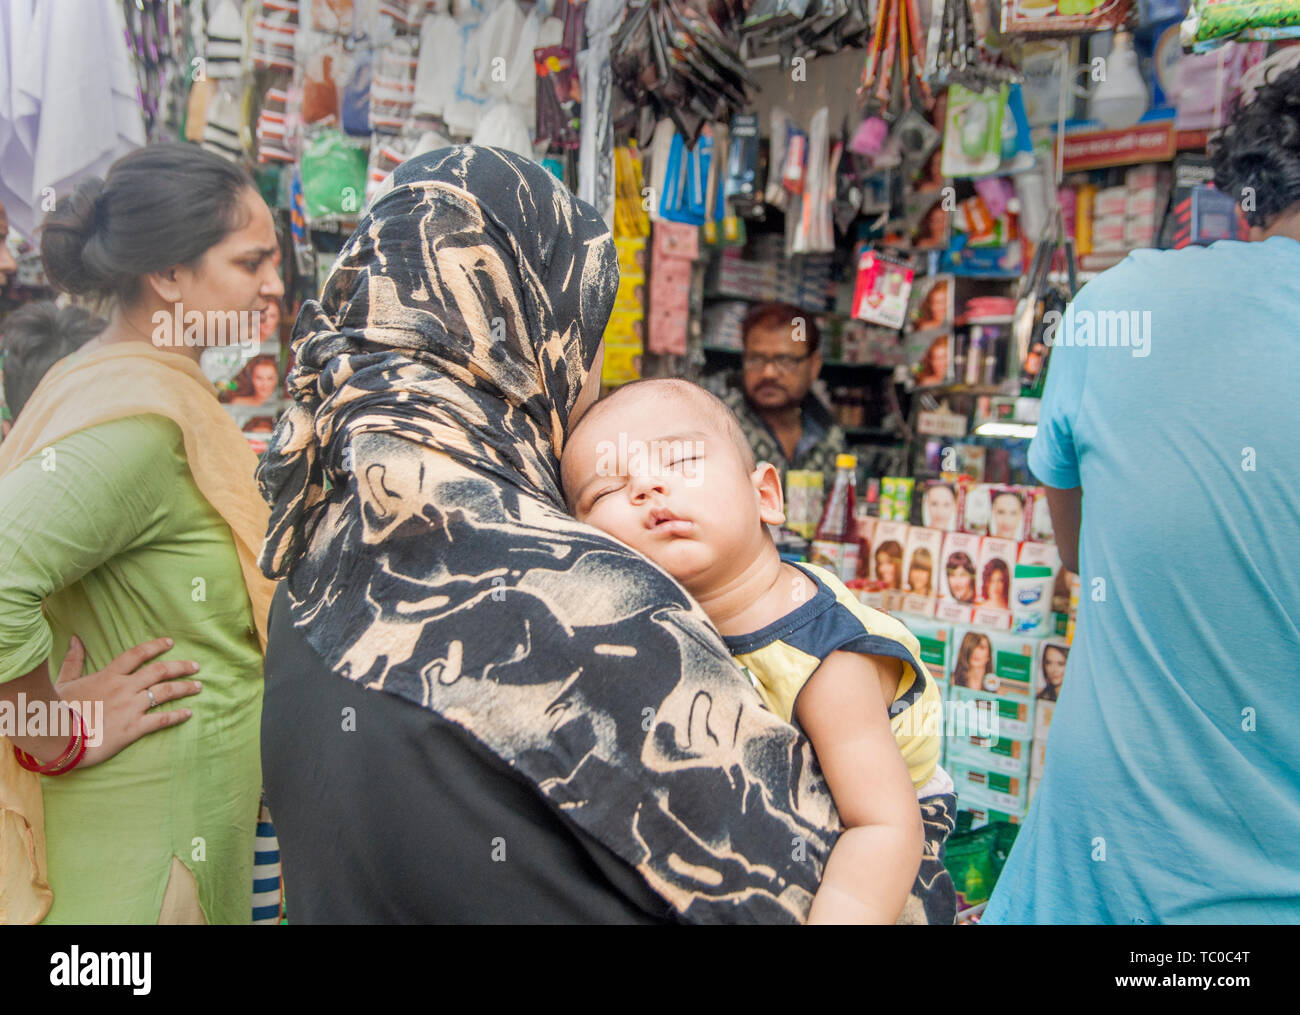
[257, 146, 839, 923]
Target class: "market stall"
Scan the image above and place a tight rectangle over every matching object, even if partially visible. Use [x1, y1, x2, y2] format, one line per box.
[2, 0, 1298, 923]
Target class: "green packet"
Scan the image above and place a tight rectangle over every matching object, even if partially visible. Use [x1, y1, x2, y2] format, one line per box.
[1182, 0, 1300, 51]
[945, 820, 1022, 908]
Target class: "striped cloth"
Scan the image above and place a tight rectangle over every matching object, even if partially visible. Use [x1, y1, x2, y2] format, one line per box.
[252, 800, 283, 924]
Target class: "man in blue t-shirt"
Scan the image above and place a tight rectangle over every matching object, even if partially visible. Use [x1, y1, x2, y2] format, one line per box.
[984, 67, 1300, 924]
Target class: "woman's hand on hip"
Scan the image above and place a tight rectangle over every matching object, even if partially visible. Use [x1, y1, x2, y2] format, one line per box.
[54, 635, 203, 768]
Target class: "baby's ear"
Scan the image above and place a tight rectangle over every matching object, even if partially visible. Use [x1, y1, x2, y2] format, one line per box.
[752, 462, 785, 526]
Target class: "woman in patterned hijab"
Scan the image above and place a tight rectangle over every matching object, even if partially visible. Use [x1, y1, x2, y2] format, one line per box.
[257, 146, 840, 923]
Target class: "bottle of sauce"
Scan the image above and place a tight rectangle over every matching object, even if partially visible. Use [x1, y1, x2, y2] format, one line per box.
[810, 454, 860, 583]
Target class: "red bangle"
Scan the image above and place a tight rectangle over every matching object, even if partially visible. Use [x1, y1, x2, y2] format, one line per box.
[12, 709, 87, 776]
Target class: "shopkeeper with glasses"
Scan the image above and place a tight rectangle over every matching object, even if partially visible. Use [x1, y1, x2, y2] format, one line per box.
[721, 301, 846, 488]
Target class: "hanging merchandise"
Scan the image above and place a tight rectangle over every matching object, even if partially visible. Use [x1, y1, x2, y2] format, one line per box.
[611, 0, 757, 146]
[941, 82, 1006, 177]
[764, 109, 793, 211]
[1001, 0, 1133, 36]
[659, 130, 714, 226]
[1000, 83, 1035, 172]
[613, 145, 653, 239]
[534, 45, 582, 151]
[341, 44, 373, 137]
[578, 0, 626, 226]
[368, 38, 417, 134]
[925, 0, 1019, 91]
[724, 113, 761, 210]
[861, 0, 935, 106]
[299, 129, 368, 219]
[851, 248, 916, 328]
[1182, 0, 1300, 50]
[647, 219, 700, 356]
[0, 0, 147, 236]
[204, 0, 247, 79]
[202, 86, 247, 162]
[792, 107, 836, 254]
[302, 48, 342, 125]
[253, 0, 301, 73]
[256, 87, 296, 164]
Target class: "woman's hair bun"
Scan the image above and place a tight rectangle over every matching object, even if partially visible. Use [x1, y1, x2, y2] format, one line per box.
[39, 177, 108, 296]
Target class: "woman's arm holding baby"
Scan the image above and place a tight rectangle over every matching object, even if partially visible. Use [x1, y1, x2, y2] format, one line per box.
[795, 650, 924, 924]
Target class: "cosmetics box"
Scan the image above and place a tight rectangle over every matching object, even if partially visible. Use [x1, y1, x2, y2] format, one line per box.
[976, 536, 1018, 611]
[1035, 696, 1057, 740]
[956, 802, 1028, 829]
[949, 730, 1033, 777]
[952, 686, 1034, 740]
[1034, 638, 1072, 702]
[939, 532, 983, 605]
[951, 760, 1030, 812]
[902, 526, 946, 601]
[949, 627, 1039, 699]
[870, 520, 911, 590]
[904, 617, 954, 686]
[1031, 736, 1049, 781]
[961, 484, 1031, 541]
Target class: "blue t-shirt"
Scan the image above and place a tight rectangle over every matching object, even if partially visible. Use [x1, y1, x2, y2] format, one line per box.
[983, 236, 1300, 924]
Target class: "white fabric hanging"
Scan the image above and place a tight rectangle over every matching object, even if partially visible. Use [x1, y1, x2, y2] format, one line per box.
[0, 0, 145, 238]
[576, 0, 622, 228]
[412, 11, 459, 119]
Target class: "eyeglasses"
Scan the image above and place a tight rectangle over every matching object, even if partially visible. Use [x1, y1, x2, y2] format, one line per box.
[741, 352, 813, 374]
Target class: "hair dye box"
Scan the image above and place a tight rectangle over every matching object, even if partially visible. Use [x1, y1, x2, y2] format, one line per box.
[956, 802, 1028, 830]
[870, 521, 911, 590]
[952, 686, 1035, 741]
[976, 537, 1018, 611]
[949, 731, 1033, 777]
[917, 479, 961, 531]
[902, 526, 946, 600]
[904, 617, 954, 687]
[1033, 638, 1071, 704]
[1027, 486, 1055, 542]
[962, 483, 1032, 541]
[1031, 736, 1049, 782]
[949, 628, 1037, 699]
[900, 594, 936, 617]
[939, 532, 982, 605]
[951, 760, 1030, 813]
[1035, 698, 1057, 740]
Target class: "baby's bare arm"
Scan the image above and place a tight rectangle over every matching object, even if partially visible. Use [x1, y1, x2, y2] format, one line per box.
[794, 650, 923, 924]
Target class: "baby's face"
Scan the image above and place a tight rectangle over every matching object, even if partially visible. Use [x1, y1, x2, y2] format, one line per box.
[562, 391, 766, 594]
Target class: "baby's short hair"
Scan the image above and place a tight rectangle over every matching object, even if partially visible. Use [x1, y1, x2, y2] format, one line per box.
[569, 377, 756, 473]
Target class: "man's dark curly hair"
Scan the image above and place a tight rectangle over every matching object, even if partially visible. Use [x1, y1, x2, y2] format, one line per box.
[1210, 63, 1300, 229]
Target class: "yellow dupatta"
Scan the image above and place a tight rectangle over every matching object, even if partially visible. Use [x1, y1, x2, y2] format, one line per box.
[0, 341, 275, 923]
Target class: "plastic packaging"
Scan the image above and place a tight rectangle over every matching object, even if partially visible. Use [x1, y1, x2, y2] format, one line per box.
[1181, 0, 1300, 50]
